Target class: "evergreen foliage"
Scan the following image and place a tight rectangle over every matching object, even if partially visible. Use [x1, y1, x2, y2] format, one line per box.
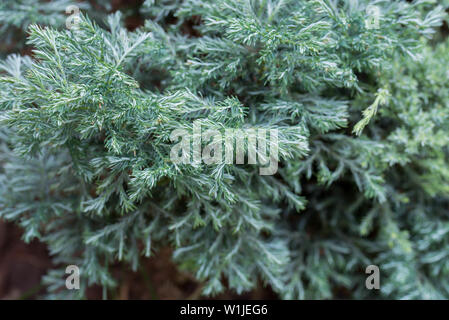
[0, 0, 449, 299]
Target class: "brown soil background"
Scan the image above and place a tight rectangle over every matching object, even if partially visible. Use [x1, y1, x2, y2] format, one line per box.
[0, 221, 277, 299]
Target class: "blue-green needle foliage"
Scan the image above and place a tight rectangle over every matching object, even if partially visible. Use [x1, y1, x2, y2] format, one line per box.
[0, 0, 448, 299]
[0, 0, 88, 56]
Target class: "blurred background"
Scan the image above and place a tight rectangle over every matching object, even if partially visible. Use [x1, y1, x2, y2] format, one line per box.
[0, 220, 277, 299]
